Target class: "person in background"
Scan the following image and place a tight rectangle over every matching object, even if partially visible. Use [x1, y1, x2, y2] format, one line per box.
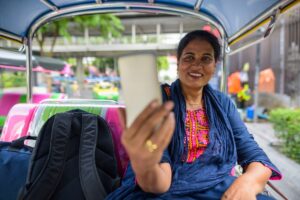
[237, 83, 251, 109]
[107, 30, 281, 200]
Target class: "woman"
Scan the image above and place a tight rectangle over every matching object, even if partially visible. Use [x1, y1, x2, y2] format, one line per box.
[107, 30, 281, 200]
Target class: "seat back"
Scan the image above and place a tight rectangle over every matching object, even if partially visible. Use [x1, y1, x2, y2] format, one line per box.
[0, 93, 22, 128]
[0, 92, 66, 129]
[0, 104, 37, 142]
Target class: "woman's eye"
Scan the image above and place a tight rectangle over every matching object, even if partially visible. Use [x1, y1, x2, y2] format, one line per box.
[183, 56, 194, 62]
[201, 56, 213, 64]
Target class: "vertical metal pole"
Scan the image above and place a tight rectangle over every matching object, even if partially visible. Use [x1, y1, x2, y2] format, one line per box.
[224, 52, 230, 93]
[279, 18, 285, 94]
[253, 43, 261, 122]
[25, 38, 33, 103]
[220, 39, 228, 92]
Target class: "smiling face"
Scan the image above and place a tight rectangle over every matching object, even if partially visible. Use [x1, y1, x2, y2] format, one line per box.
[177, 38, 216, 91]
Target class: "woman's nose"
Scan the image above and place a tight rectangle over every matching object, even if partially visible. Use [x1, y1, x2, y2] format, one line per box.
[193, 59, 204, 68]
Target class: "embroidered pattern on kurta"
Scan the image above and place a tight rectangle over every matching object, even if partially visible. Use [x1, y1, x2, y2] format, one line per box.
[183, 108, 209, 163]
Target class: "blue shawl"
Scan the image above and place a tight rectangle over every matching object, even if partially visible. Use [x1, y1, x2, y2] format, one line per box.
[165, 79, 237, 193]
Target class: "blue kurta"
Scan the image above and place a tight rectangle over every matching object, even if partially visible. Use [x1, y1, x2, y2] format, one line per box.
[106, 80, 281, 200]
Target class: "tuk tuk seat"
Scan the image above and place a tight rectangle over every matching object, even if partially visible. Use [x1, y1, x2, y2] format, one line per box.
[0, 92, 66, 129]
[0, 103, 37, 142]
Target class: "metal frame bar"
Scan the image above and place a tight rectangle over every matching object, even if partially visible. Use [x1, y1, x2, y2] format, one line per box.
[228, 8, 279, 56]
[23, 2, 228, 101]
[28, 3, 226, 39]
[22, 1, 297, 99]
[18, 44, 26, 52]
[40, 0, 58, 11]
[220, 39, 228, 92]
[194, 0, 203, 11]
[228, 37, 265, 56]
[0, 30, 23, 43]
[228, 37, 264, 56]
[25, 38, 33, 103]
[264, 9, 279, 38]
[1, 0, 298, 46]
[2, 1, 297, 101]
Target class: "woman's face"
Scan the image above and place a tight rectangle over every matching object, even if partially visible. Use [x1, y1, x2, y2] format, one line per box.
[177, 39, 216, 90]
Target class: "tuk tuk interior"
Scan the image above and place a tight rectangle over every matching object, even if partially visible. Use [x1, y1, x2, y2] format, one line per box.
[0, 1, 299, 199]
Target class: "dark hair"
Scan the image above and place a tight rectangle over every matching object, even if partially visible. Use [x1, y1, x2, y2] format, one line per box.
[177, 30, 221, 61]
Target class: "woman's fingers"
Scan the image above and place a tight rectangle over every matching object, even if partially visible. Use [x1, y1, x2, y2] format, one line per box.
[131, 101, 174, 145]
[124, 99, 160, 140]
[149, 112, 175, 152]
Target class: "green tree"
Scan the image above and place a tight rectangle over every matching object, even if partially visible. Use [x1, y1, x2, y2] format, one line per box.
[35, 14, 124, 56]
[2, 72, 26, 88]
[157, 56, 169, 71]
[92, 57, 114, 73]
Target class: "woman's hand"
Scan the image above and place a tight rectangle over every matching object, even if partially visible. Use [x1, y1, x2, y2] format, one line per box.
[222, 162, 272, 200]
[221, 174, 258, 200]
[121, 99, 175, 193]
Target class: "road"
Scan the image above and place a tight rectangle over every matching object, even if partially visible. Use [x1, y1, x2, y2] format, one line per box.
[246, 122, 300, 200]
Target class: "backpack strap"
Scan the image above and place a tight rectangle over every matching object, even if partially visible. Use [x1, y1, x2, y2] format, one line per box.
[79, 114, 107, 200]
[22, 113, 73, 200]
[10, 136, 37, 149]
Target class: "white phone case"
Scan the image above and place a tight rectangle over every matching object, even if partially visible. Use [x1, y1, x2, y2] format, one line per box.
[118, 53, 162, 127]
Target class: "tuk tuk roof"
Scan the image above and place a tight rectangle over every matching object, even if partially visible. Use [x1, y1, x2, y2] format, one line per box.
[0, 0, 298, 45]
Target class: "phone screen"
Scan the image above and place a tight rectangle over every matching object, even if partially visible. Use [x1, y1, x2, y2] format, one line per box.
[118, 53, 162, 127]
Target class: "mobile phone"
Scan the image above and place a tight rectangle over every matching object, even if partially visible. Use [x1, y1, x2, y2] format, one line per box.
[118, 53, 162, 127]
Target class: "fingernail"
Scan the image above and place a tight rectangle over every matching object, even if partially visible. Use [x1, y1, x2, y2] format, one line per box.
[164, 101, 174, 110]
[150, 99, 159, 108]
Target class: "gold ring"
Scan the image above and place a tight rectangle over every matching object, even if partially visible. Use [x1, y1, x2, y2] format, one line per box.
[145, 139, 158, 153]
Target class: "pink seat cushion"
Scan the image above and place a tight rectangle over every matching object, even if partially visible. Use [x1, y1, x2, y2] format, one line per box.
[0, 93, 21, 116]
[105, 107, 128, 176]
[32, 94, 51, 103]
[0, 104, 37, 142]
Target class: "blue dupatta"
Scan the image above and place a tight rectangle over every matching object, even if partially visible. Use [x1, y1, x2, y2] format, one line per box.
[166, 79, 237, 193]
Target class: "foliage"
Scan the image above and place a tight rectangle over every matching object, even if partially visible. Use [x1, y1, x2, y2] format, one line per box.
[66, 58, 77, 66]
[35, 14, 124, 56]
[157, 56, 169, 71]
[73, 14, 124, 38]
[92, 57, 114, 73]
[1, 72, 26, 88]
[269, 108, 300, 163]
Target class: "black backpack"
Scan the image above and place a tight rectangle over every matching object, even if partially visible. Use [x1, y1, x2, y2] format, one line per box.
[19, 109, 120, 200]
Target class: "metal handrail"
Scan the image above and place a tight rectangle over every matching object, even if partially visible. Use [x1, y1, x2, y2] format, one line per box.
[23, 2, 228, 101]
[40, 0, 58, 11]
[28, 3, 225, 41]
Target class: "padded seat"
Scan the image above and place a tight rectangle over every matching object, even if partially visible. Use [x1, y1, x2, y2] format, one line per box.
[0, 104, 37, 142]
[0, 92, 66, 128]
